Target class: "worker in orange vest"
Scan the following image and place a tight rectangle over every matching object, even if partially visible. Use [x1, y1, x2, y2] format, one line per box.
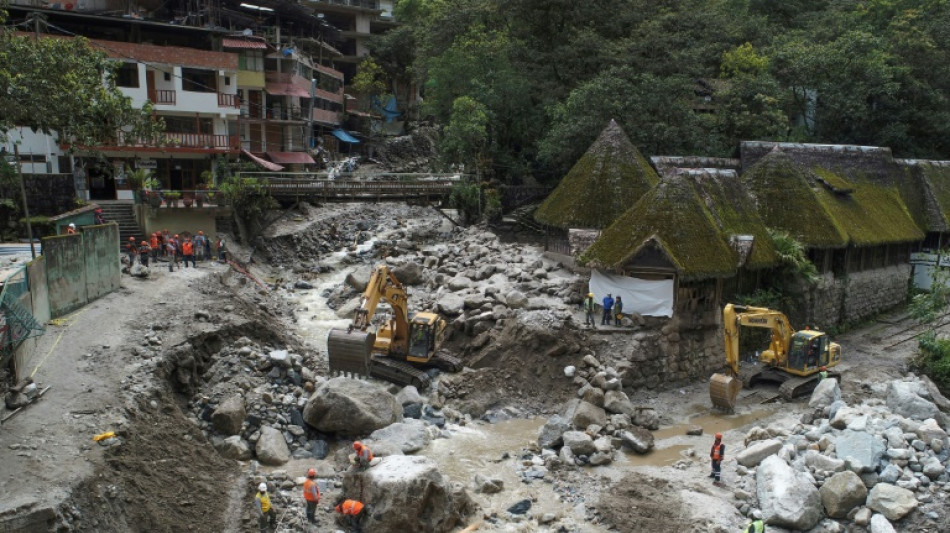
[126, 236, 137, 265]
[303, 468, 321, 524]
[710, 432, 725, 485]
[352, 441, 373, 471]
[334, 498, 364, 530]
[149, 233, 159, 261]
[182, 237, 196, 268]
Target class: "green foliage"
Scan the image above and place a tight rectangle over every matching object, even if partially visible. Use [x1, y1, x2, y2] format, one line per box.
[916, 333, 950, 395]
[910, 250, 950, 394]
[0, 29, 163, 146]
[448, 180, 499, 224]
[736, 287, 783, 309]
[351, 57, 389, 97]
[721, 43, 770, 78]
[441, 96, 490, 170]
[769, 229, 819, 283]
[219, 174, 279, 243]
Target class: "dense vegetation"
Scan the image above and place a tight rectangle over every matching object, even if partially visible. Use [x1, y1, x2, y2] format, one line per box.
[364, 0, 950, 183]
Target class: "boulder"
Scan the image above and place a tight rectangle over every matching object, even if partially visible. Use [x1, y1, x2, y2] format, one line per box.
[215, 435, 252, 461]
[395, 385, 424, 406]
[866, 483, 917, 521]
[603, 390, 635, 416]
[437, 294, 465, 316]
[369, 419, 432, 454]
[809, 378, 841, 409]
[211, 394, 246, 436]
[538, 414, 571, 449]
[633, 407, 660, 430]
[819, 470, 867, 518]
[473, 473, 503, 494]
[834, 430, 885, 473]
[803, 450, 845, 473]
[921, 456, 944, 480]
[620, 427, 655, 454]
[505, 290, 528, 309]
[736, 439, 783, 468]
[878, 464, 902, 484]
[886, 381, 940, 422]
[392, 262, 425, 285]
[447, 276, 473, 291]
[130, 263, 149, 278]
[345, 455, 474, 533]
[756, 455, 822, 530]
[562, 431, 597, 456]
[345, 266, 372, 292]
[303, 377, 402, 435]
[830, 406, 862, 430]
[569, 400, 607, 429]
[916, 418, 947, 443]
[869, 513, 896, 533]
[255, 426, 291, 466]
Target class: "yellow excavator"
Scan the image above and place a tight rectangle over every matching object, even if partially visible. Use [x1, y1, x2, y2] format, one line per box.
[327, 264, 462, 389]
[709, 303, 842, 410]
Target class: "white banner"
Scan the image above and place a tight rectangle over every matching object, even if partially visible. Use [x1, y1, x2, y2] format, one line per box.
[589, 269, 674, 318]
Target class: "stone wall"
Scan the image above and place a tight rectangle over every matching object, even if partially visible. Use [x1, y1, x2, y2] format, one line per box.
[803, 264, 911, 328]
[617, 322, 724, 389]
[0, 174, 77, 216]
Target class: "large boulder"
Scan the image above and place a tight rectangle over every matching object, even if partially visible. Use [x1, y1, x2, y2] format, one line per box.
[538, 414, 571, 449]
[736, 439, 783, 468]
[392, 262, 424, 285]
[215, 435, 252, 461]
[303, 377, 402, 435]
[345, 266, 372, 292]
[603, 390, 635, 416]
[819, 470, 867, 518]
[395, 386, 424, 406]
[368, 419, 432, 454]
[505, 290, 528, 309]
[620, 427, 655, 454]
[255, 426, 291, 466]
[756, 455, 823, 530]
[437, 294, 465, 316]
[562, 431, 597, 456]
[886, 381, 940, 422]
[869, 513, 896, 533]
[835, 430, 885, 473]
[809, 378, 841, 409]
[866, 483, 917, 521]
[344, 455, 474, 533]
[568, 400, 607, 429]
[211, 394, 246, 436]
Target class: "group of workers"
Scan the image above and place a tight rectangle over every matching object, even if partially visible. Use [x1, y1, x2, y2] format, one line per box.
[125, 229, 228, 270]
[254, 441, 373, 532]
[582, 292, 624, 328]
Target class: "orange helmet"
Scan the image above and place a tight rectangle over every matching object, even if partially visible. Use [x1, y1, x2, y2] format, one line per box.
[714, 433, 722, 440]
[307, 468, 316, 478]
[353, 441, 363, 451]
[174, 234, 179, 238]
[129, 236, 135, 241]
[820, 366, 827, 371]
[141, 241, 148, 246]
[198, 230, 204, 235]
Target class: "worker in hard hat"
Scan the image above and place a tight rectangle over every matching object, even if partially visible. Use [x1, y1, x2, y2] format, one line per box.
[352, 441, 373, 471]
[819, 366, 829, 381]
[334, 497, 365, 530]
[710, 433, 725, 485]
[138, 240, 151, 268]
[66, 223, 77, 235]
[583, 292, 596, 328]
[303, 468, 321, 524]
[255, 482, 276, 532]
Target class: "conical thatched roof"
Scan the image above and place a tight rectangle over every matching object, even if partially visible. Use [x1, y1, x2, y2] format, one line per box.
[534, 119, 659, 229]
[581, 172, 738, 280]
[896, 160, 950, 233]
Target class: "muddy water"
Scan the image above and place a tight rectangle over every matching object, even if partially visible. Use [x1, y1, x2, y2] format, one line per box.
[653, 406, 778, 441]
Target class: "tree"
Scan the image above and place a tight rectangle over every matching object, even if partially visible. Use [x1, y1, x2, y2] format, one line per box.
[351, 57, 389, 100]
[0, 19, 162, 146]
[441, 96, 489, 172]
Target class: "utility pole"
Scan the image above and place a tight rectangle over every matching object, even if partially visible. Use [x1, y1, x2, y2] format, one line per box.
[308, 78, 317, 150]
[13, 145, 37, 259]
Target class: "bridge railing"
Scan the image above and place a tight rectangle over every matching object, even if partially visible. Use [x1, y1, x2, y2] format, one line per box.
[240, 172, 468, 182]
[259, 177, 462, 199]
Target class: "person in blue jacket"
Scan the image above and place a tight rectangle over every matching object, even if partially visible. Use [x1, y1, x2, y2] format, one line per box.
[601, 293, 614, 325]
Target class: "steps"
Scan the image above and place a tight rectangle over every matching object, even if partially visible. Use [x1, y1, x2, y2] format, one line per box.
[95, 201, 144, 243]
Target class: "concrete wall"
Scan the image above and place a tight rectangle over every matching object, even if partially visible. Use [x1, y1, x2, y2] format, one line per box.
[136, 205, 219, 237]
[28, 256, 50, 325]
[1, 129, 62, 173]
[42, 223, 120, 318]
[83, 224, 121, 301]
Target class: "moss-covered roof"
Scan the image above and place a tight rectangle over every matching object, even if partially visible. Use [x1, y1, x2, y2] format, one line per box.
[687, 169, 778, 269]
[534, 119, 659, 229]
[740, 150, 849, 249]
[895, 160, 950, 233]
[581, 172, 739, 280]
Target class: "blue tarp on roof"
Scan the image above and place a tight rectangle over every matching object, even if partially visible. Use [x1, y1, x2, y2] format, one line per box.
[332, 129, 360, 144]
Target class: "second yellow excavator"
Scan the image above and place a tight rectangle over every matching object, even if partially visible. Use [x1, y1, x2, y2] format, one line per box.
[327, 264, 462, 389]
[709, 303, 842, 410]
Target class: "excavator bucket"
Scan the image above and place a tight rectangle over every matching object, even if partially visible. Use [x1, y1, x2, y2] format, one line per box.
[709, 373, 741, 410]
[327, 329, 375, 377]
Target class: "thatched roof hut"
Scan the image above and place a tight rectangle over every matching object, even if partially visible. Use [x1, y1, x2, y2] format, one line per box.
[741, 146, 923, 249]
[895, 159, 950, 234]
[581, 170, 775, 280]
[534, 119, 658, 229]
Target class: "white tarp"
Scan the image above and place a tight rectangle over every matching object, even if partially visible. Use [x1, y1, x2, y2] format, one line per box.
[589, 269, 674, 318]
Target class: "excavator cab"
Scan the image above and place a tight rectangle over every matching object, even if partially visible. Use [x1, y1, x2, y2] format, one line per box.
[407, 312, 444, 362]
[787, 331, 829, 372]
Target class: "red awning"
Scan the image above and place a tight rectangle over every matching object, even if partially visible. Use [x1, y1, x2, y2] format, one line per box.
[266, 152, 316, 165]
[241, 149, 284, 171]
[223, 38, 267, 50]
[265, 82, 310, 98]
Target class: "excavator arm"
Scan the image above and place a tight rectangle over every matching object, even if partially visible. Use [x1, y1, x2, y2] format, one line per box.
[350, 265, 411, 353]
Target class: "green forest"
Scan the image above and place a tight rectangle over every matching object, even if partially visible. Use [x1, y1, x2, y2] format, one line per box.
[360, 0, 950, 183]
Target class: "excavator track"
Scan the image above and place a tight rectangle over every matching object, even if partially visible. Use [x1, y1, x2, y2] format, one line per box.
[369, 356, 432, 390]
[778, 375, 820, 400]
[431, 352, 463, 372]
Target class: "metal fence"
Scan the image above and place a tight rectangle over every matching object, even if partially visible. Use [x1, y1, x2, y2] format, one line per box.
[0, 265, 45, 369]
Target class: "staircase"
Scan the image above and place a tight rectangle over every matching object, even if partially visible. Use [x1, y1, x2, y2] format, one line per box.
[96, 201, 144, 243]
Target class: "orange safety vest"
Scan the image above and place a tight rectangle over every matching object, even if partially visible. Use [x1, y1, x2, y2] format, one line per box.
[303, 478, 320, 502]
[182, 241, 194, 255]
[356, 445, 373, 462]
[711, 442, 724, 462]
[336, 500, 363, 516]
[150, 236, 159, 249]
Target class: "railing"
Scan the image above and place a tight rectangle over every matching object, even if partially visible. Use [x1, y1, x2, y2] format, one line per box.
[154, 89, 176, 105]
[165, 133, 238, 149]
[268, 107, 303, 120]
[218, 93, 240, 108]
[246, 175, 465, 200]
[322, 0, 379, 8]
[140, 189, 223, 208]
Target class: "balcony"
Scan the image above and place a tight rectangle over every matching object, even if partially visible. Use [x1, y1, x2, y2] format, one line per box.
[218, 93, 241, 108]
[153, 89, 177, 105]
[312, 109, 342, 126]
[165, 133, 238, 150]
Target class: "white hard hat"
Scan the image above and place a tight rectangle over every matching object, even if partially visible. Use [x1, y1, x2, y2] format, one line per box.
[68, 223, 76, 228]
[258, 482, 267, 492]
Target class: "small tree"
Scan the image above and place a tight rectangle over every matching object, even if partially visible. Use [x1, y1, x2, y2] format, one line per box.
[910, 253, 950, 394]
[441, 96, 490, 175]
[218, 174, 278, 244]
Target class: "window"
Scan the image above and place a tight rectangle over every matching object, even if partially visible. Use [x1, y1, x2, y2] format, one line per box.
[316, 72, 342, 94]
[224, 76, 231, 86]
[181, 68, 217, 93]
[239, 51, 264, 72]
[164, 71, 171, 81]
[115, 62, 139, 88]
[163, 116, 214, 134]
